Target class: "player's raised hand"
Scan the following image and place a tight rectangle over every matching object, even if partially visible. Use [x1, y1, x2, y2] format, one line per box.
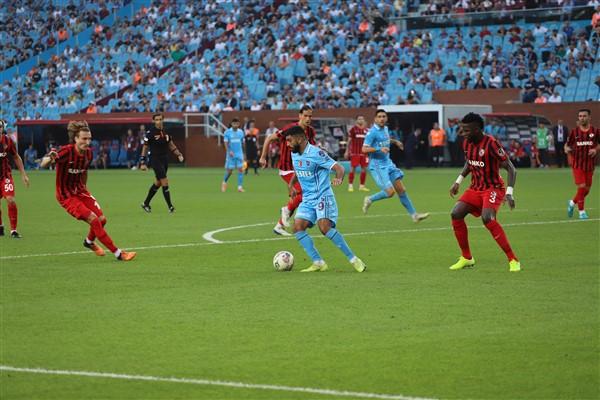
[505, 194, 515, 210]
[332, 177, 343, 186]
[140, 164, 147, 171]
[449, 183, 460, 197]
[259, 157, 267, 168]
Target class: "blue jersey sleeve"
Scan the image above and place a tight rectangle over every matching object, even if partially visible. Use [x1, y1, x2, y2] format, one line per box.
[314, 148, 336, 170]
[364, 129, 378, 149]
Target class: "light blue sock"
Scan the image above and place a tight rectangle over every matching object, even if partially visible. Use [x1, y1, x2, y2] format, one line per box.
[237, 171, 243, 187]
[399, 192, 416, 215]
[369, 190, 388, 202]
[325, 228, 355, 261]
[295, 231, 322, 262]
[223, 171, 231, 182]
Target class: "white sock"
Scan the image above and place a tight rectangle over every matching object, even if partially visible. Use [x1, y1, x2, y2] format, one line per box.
[579, 210, 586, 215]
[85, 238, 93, 245]
[569, 200, 575, 206]
[315, 260, 325, 266]
[349, 256, 358, 263]
[113, 249, 122, 258]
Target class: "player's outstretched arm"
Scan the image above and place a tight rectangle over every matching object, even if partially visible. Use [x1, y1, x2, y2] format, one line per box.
[450, 162, 470, 198]
[501, 158, 517, 210]
[13, 153, 29, 187]
[391, 139, 404, 150]
[331, 163, 345, 186]
[259, 132, 278, 168]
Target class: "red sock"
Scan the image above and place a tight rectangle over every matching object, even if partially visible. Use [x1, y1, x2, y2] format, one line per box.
[574, 187, 587, 211]
[7, 202, 17, 231]
[360, 170, 366, 185]
[485, 220, 517, 261]
[90, 218, 118, 253]
[87, 218, 107, 242]
[452, 219, 472, 259]
[287, 193, 302, 213]
[349, 170, 355, 184]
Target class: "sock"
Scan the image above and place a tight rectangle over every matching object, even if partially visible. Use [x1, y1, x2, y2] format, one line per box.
[90, 218, 118, 253]
[325, 228, 355, 261]
[162, 186, 173, 208]
[369, 190, 388, 202]
[399, 192, 416, 215]
[87, 218, 107, 242]
[349, 170, 355, 184]
[294, 230, 322, 262]
[287, 193, 302, 213]
[237, 171, 243, 187]
[144, 184, 160, 205]
[574, 187, 587, 211]
[360, 170, 367, 185]
[7, 202, 17, 231]
[484, 219, 517, 261]
[223, 171, 232, 182]
[452, 219, 472, 259]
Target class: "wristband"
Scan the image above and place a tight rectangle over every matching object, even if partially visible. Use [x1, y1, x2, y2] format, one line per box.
[506, 186, 514, 196]
[455, 175, 464, 184]
[140, 156, 146, 164]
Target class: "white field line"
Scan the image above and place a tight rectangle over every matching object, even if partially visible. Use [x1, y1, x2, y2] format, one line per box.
[0, 365, 434, 400]
[1, 218, 598, 261]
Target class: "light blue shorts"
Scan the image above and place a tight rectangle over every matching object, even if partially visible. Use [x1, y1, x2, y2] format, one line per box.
[295, 195, 338, 228]
[225, 156, 244, 170]
[368, 162, 404, 191]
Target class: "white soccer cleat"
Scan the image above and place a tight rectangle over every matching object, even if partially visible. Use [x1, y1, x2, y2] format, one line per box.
[362, 196, 372, 214]
[221, 182, 227, 192]
[237, 186, 245, 192]
[412, 212, 430, 223]
[280, 206, 292, 227]
[273, 223, 292, 236]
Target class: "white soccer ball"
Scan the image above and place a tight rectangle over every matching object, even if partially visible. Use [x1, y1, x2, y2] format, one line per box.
[273, 251, 294, 271]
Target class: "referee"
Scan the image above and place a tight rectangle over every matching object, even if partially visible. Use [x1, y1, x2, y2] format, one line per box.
[140, 113, 184, 213]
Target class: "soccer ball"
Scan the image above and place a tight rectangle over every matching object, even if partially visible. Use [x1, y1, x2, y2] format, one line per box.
[273, 251, 294, 271]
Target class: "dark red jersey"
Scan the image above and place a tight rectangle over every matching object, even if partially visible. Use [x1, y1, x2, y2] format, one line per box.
[566, 125, 598, 172]
[348, 125, 368, 156]
[463, 134, 508, 190]
[55, 144, 93, 201]
[0, 134, 17, 180]
[276, 122, 316, 172]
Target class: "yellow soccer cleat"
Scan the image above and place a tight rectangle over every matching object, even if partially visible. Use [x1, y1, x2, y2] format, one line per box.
[509, 259, 521, 272]
[350, 257, 367, 272]
[358, 185, 370, 192]
[348, 185, 354, 192]
[300, 262, 328, 272]
[449, 256, 475, 270]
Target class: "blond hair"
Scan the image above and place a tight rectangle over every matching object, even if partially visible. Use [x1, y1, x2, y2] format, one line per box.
[67, 120, 90, 143]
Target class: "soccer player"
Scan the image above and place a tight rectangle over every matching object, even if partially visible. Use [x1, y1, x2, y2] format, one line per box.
[140, 113, 184, 213]
[259, 105, 316, 236]
[565, 109, 599, 219]
[40, 121, 136, 261]
[449, 112, 520, 272]
[362, 109, 429, 223]
[221, 118, 246, 192]
[345, 115, 370, 192]
[284, 126, 366, 272]
[0, 119, 29, 238]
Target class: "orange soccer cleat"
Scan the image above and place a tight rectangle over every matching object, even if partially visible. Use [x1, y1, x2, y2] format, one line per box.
[118, 251, 137, 261]
[83, 240, 105, 256]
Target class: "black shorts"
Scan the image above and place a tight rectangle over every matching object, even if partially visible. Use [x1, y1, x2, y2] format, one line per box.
[151, 158, 168, 180]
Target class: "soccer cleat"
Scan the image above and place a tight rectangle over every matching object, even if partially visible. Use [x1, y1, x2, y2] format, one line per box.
[350, 257, 367, 272]
[273, 223, 292, 236]
[118, 251, 137, 261]
[362, 196, 372, 214]
[237, 186, 245, 193]
[0, 225, 4, 236]
[221, 182, 227, 192]
[10, 230, 21, 239]
[412, 212, 430, 223]
[359, 185, 370, 192]
[509, 259, 521, 272]
[567, 200, 574, 218]
[141, 203, 151, 213]
[83, 240, 105, 256]
[280, 206, 292, 227]
[301, 262, 329, 272]
[348, 185, 354, 192]
[449, 256, 475, 270]
[579, 211, 589, 220]
[168, 206, 175, 213]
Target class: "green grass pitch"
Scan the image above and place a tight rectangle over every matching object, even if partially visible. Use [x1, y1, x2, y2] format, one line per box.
[1, 167, 598, 399]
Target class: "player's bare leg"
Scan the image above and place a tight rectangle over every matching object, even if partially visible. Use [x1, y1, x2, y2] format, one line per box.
[393, 180, 429, 222]
[482, 208, 520, 271]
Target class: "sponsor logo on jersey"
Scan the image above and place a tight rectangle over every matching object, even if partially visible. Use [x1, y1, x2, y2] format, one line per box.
[468, 159, 485, 167]
[576, 141, 594, 146]
[68, 168, 87, 174]
[296, 170, 313, 177]
[0, 152, 6, 158]
[479, 149, 485, 157]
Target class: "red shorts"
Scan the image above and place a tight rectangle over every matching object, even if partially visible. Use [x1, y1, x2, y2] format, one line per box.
[459, 188, 505, 217]
[59, 192, 103, 220]
[0, 176, 15, 198]
[350, 154, 368, 168]
[280, 172, 302, 194]
[572, 168, 594, 187]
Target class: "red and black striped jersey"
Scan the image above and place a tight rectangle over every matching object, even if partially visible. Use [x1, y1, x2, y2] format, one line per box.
[348, 125, 368, 156]
[463, 134, 508, 190]
[566, 125, 598, 172]
[0, 134, 17, 180]
[55, 144, 93, 201]
[276, 122, 316, 172]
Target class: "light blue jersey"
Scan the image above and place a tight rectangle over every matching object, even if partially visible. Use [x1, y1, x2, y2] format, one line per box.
[364, 124, 391, 162]
[292, 144, 338, 227]
[224, 128, 245, 159]
[365, 124, 404, 190]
